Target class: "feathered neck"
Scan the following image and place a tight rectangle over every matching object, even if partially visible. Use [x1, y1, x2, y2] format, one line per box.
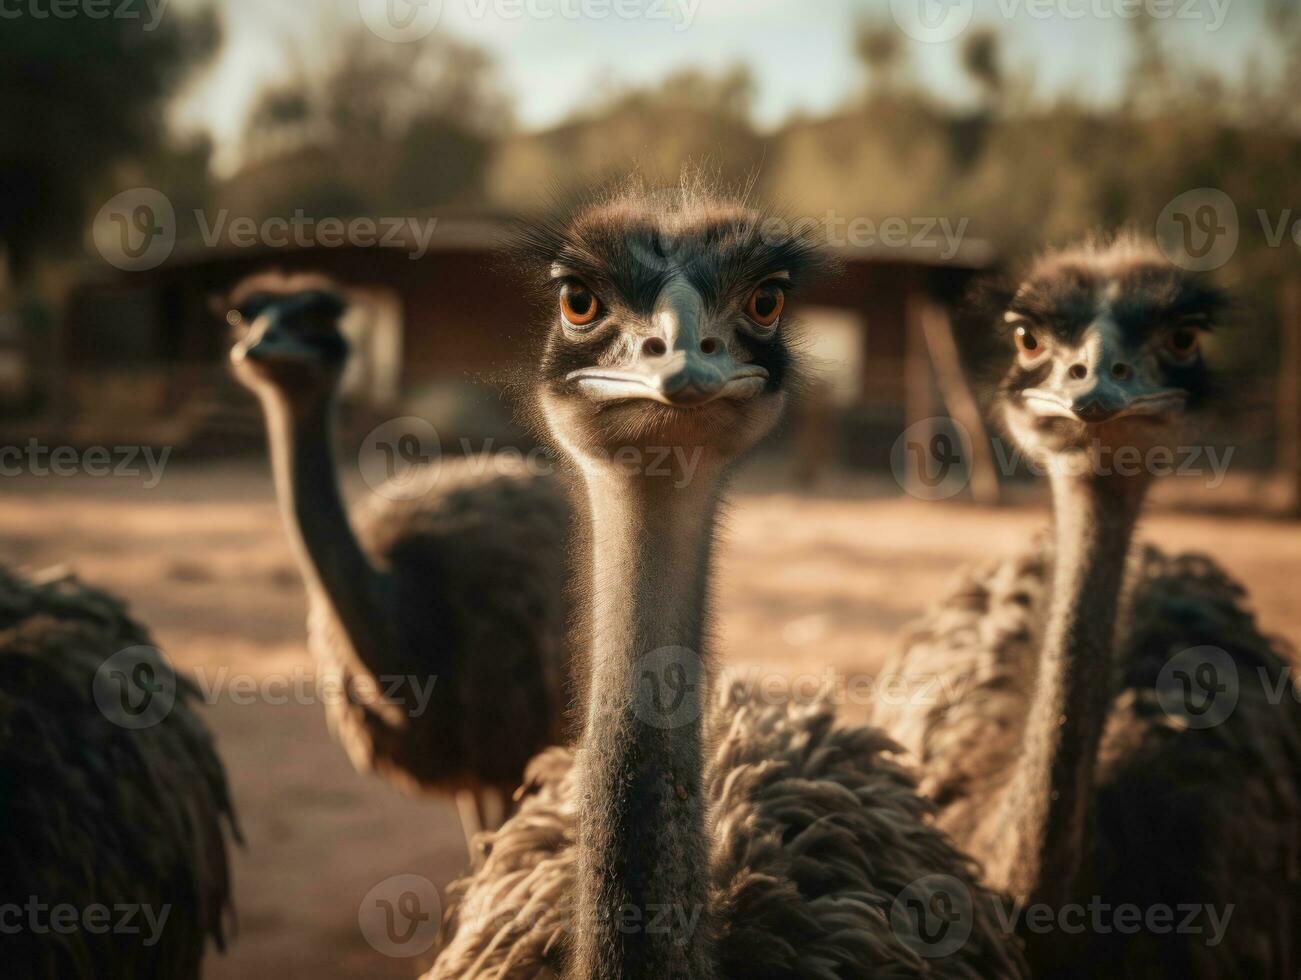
[568, 460, 724, 980]
[989, 464, 1147, 934]
[259, 390, 398, 674]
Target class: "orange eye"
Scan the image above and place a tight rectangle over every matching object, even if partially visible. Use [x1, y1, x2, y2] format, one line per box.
[1165, 326, 1201, 359]
[745, 283, 785, 328]
[560, 282, 601, 327]
[1014, 325, 1046, 360]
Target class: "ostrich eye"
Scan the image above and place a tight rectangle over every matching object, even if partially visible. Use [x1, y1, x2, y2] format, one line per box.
[1014, 325, 1046, 361]
[560, 282, 601, 328]
[1164, 326, 1201, 360]
[745, 282, 785, 329]
[226, 309, 243, 328]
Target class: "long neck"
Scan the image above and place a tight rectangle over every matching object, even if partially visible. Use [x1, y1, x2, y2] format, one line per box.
[988, 464, 1148, 907]
[260, 393, 397, 673]
[570, 463, 723, 980]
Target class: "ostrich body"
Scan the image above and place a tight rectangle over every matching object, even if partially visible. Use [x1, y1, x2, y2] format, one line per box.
[0, 566, 238, 977]
[428, 186, 1028, 979]
[872, 238, 1301, 977]
[228, 276, 573, 845]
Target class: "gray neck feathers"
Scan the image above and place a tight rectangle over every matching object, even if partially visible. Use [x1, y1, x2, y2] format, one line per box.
[569, 467, 723, 980]
[261, 392, 397, 674]
[988, 466, 1147, 907]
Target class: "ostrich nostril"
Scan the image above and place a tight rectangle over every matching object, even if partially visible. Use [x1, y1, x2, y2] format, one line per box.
[1069, 363, 1089, 381]
[1111, 362, 1132, 380]
[699, 337, 720, 355]
[642, 337, 667, 357]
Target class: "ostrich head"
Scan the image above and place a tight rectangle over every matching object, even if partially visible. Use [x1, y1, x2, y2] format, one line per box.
[226, 272, 349, 410]
[527, 187, 823, 471]
[997, 236, 1225, 468]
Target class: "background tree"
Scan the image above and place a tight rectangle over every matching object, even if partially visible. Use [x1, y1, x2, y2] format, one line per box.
[0, 0, 220, 283]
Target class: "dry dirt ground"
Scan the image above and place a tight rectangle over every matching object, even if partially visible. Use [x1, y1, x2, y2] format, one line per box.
[1, 460, 1297, 979]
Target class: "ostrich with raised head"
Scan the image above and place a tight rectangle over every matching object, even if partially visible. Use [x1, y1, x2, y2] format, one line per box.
[427, 181, 1029, 979]
[0, 565, 238, 977]
[227, 274, 574, 850]
[872, 236, 1301, 977]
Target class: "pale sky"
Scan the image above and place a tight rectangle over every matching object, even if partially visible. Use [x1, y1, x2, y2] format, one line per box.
[174, 0, 1273, 175]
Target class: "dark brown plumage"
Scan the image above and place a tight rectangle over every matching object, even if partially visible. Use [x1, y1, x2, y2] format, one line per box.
[226, 273, 574, 844]
[0, 566, 238, 978]
[873, 236, 1301, 977]
[314, 456, 573, 797]
[430, 686, 1028, 979]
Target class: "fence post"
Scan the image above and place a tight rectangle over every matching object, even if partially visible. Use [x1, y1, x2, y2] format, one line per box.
[1280, 280, 1301, 517]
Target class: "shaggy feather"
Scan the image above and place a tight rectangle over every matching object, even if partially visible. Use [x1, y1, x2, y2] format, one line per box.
[873, 540, 1301, 978]
[0, 566, 238, 978]
[311, 455, 574, 796]
[429, 686, 1028, 979]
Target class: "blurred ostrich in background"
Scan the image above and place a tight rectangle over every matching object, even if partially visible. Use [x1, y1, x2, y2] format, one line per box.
[429, 184, 1028, 979]
[227, 274, 574, 851]
[873, 237, 1301, 977]
[0, 566, 238, 977]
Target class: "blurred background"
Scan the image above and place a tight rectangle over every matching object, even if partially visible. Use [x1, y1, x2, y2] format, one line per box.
[2, 1, 1300, 977]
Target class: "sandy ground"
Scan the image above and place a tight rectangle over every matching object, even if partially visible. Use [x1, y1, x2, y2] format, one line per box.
[1, 459, 1297, 979]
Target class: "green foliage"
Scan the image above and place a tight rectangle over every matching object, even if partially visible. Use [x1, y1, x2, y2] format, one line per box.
[0, 0, 220, 279]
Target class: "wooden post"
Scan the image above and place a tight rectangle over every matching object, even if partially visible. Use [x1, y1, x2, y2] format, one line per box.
[1279, 280, 1301, 517]
[904, 290, 938, 499]
[920, 299, 1001, 506]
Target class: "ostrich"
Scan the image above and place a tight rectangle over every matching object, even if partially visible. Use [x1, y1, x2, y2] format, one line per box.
[426, 184, 1029, 979]
[872, 236, 1301, 977]
[0, 565, 238, 977]
[226, 273, 573, 849]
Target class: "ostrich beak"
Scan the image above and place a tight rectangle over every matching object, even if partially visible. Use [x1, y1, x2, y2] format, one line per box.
[567, 358, 769, 406]
[1021, 319, 1187, 424]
